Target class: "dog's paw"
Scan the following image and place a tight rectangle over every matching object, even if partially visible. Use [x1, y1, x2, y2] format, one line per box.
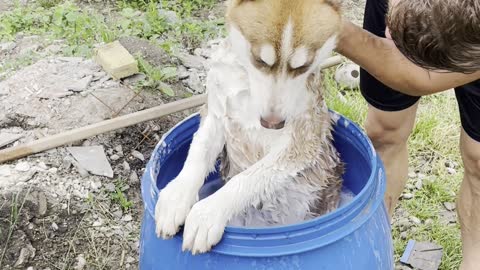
[155, 179, 198, 239]
[182, 196, 228, 254]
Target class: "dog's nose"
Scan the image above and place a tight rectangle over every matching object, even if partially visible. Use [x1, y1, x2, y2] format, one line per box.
[260, 115, 286, 130]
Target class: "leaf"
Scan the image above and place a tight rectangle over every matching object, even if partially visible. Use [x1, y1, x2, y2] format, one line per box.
[160, 67, 177, 81]
[160, 83, 175, 97]
[65, 11, 79, 23]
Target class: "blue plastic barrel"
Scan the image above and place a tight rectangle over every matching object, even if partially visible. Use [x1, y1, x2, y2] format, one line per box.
[140, 112, 394, 270]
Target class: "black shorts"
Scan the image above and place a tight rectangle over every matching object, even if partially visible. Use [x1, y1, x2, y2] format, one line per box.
[360, 0, 480, 142]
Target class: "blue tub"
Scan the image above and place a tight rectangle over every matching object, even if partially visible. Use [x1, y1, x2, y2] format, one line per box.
[140, 112, 394, 270]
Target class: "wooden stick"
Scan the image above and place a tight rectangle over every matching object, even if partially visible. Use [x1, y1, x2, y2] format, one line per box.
[0, 55, 343, 164]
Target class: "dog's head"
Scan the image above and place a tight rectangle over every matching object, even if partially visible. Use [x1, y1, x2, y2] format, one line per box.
[226, 0, 341, 129]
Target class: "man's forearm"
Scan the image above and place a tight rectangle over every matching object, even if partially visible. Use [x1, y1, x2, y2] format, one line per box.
[336, 21, 480, 96]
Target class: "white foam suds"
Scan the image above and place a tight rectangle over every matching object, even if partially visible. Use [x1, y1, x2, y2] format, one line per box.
[339, 188, 356, 207]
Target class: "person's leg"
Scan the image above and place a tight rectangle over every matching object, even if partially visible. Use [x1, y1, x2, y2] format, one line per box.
[365, 104, 418, 217]
[360, 0, 421, 218]
[454, 81, 480, 270]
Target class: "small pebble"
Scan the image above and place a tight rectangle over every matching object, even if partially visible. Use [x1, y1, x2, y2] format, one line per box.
[408, 172, 417, 179]
[444, 202, 456, 211]
[51, 222, 59, 231]
[104, 183, 116, 192]
[38, 162, 48, 170]
[405, 184, 415, 190]
[131, 150, 145, 161]
[110, 154, 120, 161]
[402, 193, 414, 200]
[15, 161, 31, 172]
[415, 180, 423, 190]
[123, 161, 131, 172]
[400, 232, 407, 240]
[129, 171, 139, 184]
[115, 145, 124, 156]
[122, 214, 133, 222]
[447, 168, 457, 175]
[409, 216, 421, 224]
[417, 173, 426, 179]
[425, 219, 433, 225]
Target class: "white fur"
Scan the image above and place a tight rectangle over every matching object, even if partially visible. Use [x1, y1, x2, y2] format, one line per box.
[156, 24, 340, 254]
[281, 18, 294, 61]
[260, 44, 276, 66]
[290, 46, 309, 69]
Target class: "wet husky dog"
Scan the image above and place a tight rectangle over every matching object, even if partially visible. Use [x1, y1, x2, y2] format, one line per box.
[155, 0, 344, 254]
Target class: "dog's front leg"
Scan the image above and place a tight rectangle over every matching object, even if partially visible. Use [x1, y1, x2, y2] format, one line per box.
[155, 113, 225, 239]
[182, 143, 303, 254]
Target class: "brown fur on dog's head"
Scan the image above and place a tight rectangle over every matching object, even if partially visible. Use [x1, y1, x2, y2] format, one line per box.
[226, 0, 341, 77]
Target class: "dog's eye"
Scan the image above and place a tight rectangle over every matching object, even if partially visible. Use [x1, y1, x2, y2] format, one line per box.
[289, 64, 310, 76]
[254, 57, 269, 67]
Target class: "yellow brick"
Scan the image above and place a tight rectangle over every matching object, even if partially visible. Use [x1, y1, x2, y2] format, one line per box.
[93, 41, 139, 80]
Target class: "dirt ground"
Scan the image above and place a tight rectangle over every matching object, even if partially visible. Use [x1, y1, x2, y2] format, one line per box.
[0, 1, 367, 269]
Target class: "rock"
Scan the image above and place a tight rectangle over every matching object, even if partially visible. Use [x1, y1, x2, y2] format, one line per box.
[129, 171, 139, 184]
[74, 254, 87, 270]
[37, 191, 47, 216]
[118, 36, 170, 67]
[399, 240, 443, 270]
[446, 168, 457, 175]
[131, 150, 145, 161]
[122, 214, 133, 222]
[123, 161, 131, 172]
[177, 65, 189, 80]
[113, 210, 123, 219]
[110, 154, 120, 161]
[439, 210, 457, 225]
[409, 216, 421, 224]
[405, 184, 415, 190]
[402, 193, 414, 200]
[425, 219, 433, 226]
[443, 202, 456, 211]
[105, 182, 116, 192]
[123, 73, 146, 85]
[186, 71, 204, 93]
[0, 132, 24, 148]
[14, 244, 36, 267]
[93, 40, 139, 80]
[115, 145, 124, 156]
[37, 162, 48, 170]
[67, 146, 114, 178]
[415, 180, 423, 190]
[68, 75, 93, 92]
[92, 219, 103, 227]
[90, 180, 102, 191]
[158, 9, 180, 24]
[445, 161, 458, 169]
[126, 256, 135, 263]
[51, 222, 59, 231]
[176, 53, 205, 70]
[0, 41, 16, 53]
[48, 167, 58, 174]
[15, 161, 31, 172]
[400, 232, 408, 240]
[417, 173, 426, 179]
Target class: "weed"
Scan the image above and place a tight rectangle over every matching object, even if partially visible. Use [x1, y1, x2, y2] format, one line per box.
[137, 56, 177, 96]
[110, 182, 134, 212]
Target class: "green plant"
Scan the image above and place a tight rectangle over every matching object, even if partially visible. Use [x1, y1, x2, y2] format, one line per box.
[111, 185, 133, 211]
[137, 56, 177, 96]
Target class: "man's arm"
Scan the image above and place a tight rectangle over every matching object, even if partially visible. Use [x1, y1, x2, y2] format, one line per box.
[336, 21, 480, 96]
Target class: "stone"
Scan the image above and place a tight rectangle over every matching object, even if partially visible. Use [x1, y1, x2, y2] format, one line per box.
[177, 65, 189, 80]
[443, 202, 456, 211]
[110, 154, 120, 161]
[93, 40, 139, 80]
[402, 193, 414, 200]
[129, 171, 139, 184]
[409, 216, 421, 224]
[400, 240, 443, 270]
[68, 75, 93, 92]
[67, 146, 114, 178]
[400, 232, 408, 240]
[446, 168, 457, 175]
[123, 73, 146, 85]
[158, 9, 180, 24]
[131, 150, 145, 161]
[0, 132, 24, 148]
[14, 244, 36, 267]
[122, 161, 131, 172]
[105, 182, 116, 192]
[176, 53, 205, 70]
[51, 222, 59, 231]
[15, 161, 31, 172]
[0, 41, 16, 53]
[122, 214, 133, 222]
[186, 70, 204, 93]
[415, 180, 423, 190]
[74, 254, 87, 270]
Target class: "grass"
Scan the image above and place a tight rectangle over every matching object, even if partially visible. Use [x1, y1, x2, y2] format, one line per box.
[0, 0, 466, 268]
[323, 69, 463, 269]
